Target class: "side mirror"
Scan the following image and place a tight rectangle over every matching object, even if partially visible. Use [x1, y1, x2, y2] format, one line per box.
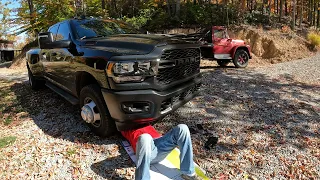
[38, 32, 53, 49]
[38, 32, 71, 49]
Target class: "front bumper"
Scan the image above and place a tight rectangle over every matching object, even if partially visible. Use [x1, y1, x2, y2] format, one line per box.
[101, 75, 202, 131]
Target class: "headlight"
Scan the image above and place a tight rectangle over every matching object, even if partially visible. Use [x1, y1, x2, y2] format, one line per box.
[107, 60, 159, 83]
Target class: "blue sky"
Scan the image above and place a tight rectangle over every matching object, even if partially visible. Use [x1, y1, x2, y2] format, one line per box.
[1, 0, 20, 21]
[1, 0, 26, 43]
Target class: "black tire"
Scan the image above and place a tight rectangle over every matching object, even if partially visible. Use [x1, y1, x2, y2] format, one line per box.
[217, 60, 230, 67]
[233, 49, 249, 68]
[79, 84, 116, 137]
[28, 68, 44, 90]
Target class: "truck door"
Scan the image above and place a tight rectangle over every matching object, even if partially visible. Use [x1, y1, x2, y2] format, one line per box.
[199, 28, 214, 58]
[42, 24, 59, 81]
[49, 21, 76, 94]
[213, 28, 233, 60]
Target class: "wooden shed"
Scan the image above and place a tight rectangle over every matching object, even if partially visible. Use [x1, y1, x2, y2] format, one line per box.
[0, 39, 16, 62]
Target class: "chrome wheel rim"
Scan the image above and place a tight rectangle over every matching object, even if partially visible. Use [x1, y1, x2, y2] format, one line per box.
[81, 97, 101, 127]
[238, 53, 248, 65]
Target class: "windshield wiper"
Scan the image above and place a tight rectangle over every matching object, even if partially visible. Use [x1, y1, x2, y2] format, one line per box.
[80, 35, 105, 40]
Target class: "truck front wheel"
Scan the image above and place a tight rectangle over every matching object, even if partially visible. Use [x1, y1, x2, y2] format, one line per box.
[233, 49, 249, 68]
[28, 68, 44, 90]
[80, 84, 116, 137]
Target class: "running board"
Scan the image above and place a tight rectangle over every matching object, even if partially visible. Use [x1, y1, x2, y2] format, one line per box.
[45, 82, 79, 105]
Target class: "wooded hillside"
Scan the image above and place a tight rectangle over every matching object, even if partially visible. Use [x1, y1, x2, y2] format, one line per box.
[10, 0, 320, 35]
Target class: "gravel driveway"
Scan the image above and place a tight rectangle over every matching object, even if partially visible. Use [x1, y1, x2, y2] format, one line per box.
[0, 56, 319, 179]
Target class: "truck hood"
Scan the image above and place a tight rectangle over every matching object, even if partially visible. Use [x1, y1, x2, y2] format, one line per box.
[232, 39, 246, 45]
[82, 34, 194, 55]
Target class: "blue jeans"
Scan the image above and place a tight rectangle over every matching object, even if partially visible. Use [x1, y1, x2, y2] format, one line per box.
[135, 124, 195, 180]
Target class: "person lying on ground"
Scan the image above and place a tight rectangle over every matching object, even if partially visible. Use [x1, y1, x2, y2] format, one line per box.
[121, 124, 201, 180]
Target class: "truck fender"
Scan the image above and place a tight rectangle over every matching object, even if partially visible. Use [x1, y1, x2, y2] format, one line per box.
[231, 46, 251, 59]
[75, 71, 103, 97]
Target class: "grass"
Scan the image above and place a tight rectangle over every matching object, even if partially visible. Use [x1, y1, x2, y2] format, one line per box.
[0, 136, 17, 148]
[3, 117, 12, 125]
[66, 149, 77, 156]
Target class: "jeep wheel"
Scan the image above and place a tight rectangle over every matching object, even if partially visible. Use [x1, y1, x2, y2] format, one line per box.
[217, 60, 230, 67]
[28, 68, 44, 90]
[233, 50, 249, 68]
[80, 84, 116, 137]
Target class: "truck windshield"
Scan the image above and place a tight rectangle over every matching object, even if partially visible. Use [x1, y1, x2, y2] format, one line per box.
[72, 19, 141, 39]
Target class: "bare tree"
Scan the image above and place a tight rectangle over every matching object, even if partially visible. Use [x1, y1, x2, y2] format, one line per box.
[299, 0, 303, 27]
[280, 0, 284, 22]
[292, 0, 296, 29]
[175, 0, 180, 18]
[166, 0, 171, 16]
[26, 0, 35, 33]
[101, 0, 105, 9]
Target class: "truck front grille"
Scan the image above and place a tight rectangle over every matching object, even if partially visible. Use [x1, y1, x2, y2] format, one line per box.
[157, 48, 201, 85]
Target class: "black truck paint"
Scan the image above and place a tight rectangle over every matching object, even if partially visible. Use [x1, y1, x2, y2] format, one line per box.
[26, 18, 201, 137]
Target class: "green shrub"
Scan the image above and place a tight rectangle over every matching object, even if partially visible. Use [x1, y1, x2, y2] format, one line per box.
[307, 33, 320, 47]
[124, 8, 155, 29]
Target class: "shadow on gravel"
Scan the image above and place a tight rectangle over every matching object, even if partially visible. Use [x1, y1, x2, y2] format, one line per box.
[91, 156, 134, 180]
[3, 67, 320, 178]
[200, 65, 237, 70]
[0, 61, 12, 68]
[155, 67, 319, 160]
[5, 81, 134, 179]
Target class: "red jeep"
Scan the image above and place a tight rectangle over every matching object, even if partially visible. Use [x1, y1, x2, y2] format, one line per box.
[196, 26, 252, 68]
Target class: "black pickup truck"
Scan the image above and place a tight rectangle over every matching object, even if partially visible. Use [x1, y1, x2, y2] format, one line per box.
[26, 17, 201, 137]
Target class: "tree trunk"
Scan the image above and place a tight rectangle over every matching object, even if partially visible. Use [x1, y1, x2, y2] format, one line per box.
[317, 0, 320, 28]
[166, 0, 171, 16]
[285, 0, 288, 15]
[251, 0, 253, 12]
[27, 0, 34, 32]
[27, 0, 34, 20]
[314, 0, 317, 26]
[101, 0, 105, 9]
[308, 0, 311, 22]
[175, 0, 180, 18]
[299, 0, 303, 27]
[280, 0, 283, 22]
[241, 0, 246, 11]
[292, 0, 296, 29]
[112, 0, 118, 18]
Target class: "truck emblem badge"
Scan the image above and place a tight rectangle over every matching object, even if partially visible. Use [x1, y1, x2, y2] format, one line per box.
[175, 57, 198, 66]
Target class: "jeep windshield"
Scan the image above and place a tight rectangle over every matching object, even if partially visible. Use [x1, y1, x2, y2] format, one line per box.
[72, 19, 141, 39]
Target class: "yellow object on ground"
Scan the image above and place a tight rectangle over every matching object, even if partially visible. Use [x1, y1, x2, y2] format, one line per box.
[121, 140, 209, 180]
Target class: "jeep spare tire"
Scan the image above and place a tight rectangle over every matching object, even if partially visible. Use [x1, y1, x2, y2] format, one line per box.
[233, 49, 249, 68]
[80, 84, 116, 137]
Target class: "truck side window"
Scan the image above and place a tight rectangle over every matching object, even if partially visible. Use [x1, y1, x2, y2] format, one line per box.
[214, 30, 224, 39]
[48, 25, 59, 41]
[56, 22, 70, 41]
